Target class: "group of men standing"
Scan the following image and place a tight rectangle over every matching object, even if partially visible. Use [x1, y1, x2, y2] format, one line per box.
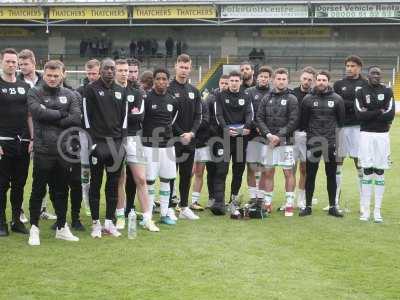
[0, 48, 395, 246]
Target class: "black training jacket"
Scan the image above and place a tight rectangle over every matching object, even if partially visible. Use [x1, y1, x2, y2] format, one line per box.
[82, 79, 127, 141]
[354, 83, 395, 133]
[301, 87, 345, 148]
[256, 88, 298, 145]
[214, 89, 253, 136]
[28, 82, 81, 156]
[333, 76, 368, 127]
[126, 85, 144, 137]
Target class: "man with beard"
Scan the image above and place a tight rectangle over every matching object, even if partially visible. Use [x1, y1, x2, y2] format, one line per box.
[299, 71, 345, 218]
[240, 61, 256, 90]
[355, 66, 394, 223]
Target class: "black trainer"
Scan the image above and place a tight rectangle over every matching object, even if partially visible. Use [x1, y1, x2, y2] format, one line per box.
[10, 221, 28, 234]
[210, 202, 226, 216]
[71, 220, 85, 231]
[299, 207, 312, 217]
[0, 222, 9, 237]
[328, 206, 344, 218]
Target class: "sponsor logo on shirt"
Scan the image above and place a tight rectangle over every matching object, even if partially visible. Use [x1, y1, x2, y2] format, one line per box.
[151, 104, 157, 110]
[174, 93, 180, 98]
[17, 87, 26, 95]
[377, 94, 385, 101]
[1, 88, 7, 93]
[127, 95, 135, 102]
[188, 92, 195, 99]
[115, 92, 122, 100]
[59, 96, 67, 104]
[167, 104, 173, 112]
[355, 86, 362, 92]
[342, 86, 347, 91]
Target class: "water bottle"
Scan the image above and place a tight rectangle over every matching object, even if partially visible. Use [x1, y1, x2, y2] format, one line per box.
[128, 209, 137, 239]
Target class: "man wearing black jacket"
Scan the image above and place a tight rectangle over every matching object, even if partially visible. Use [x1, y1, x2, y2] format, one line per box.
[333, 55, 368, 211]
[0, 48, 32, 237]
[168, 54, 202, 221]
[240, 61, 256, 90]
[142, 68, 179, 226]
[355, 66, 395, 223]
[77, 59, 100, 218]
[27, 60, 81, 245]
[82, 58, 127, 238]
[210, 71, 252, 217]
[245, 66, 273, 205]
[256, 68, 298, 217]
[299, 71, 345, 218]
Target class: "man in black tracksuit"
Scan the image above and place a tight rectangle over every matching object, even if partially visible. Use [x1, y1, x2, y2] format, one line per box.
[83, 59, 127, 238]
[210, 70, 252, 216]
[0, 48, 32, 236]
[168, 54, 202, 220]
[299, 71, 345, 218]
[27, 60, 81, 246]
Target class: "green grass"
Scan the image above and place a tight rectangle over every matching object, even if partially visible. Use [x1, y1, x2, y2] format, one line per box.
[1, 120, 399, 300]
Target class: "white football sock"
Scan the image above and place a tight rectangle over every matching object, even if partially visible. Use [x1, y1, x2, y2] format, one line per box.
[159, 181, 170, 217]
[248, 186, 257, 199]
[335, 165, 343, 206]
[361, 173, 373, 218]
[191, 192, 200, 204]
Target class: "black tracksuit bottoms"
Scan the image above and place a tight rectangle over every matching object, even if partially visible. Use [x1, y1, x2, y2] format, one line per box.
[0, 142, 30, 224]
[29, 154, 69, 229]
[305, 146, 337, 208]
[89, 140, 124, 221]
[213, 136, 247, 205]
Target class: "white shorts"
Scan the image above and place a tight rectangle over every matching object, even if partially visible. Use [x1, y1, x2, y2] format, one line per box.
[194, 146, 211, 162]
[246, 140, 264, 164]
[358, 132, 391, 170]
[144, 146, 176, 181]
[293, 131, 307, 162]
[79, 131, 90, 166]
[261, 145, 295, 169]
[338, 126, 360, 158]
[126, 136, 146, 164]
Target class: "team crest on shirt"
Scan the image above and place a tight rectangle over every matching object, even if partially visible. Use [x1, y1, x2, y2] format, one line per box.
[225, 99, 230, 104]
[281, 99, 287, 106]
[59, 96, 67, 104]
[127, 95, 135, 102]
[342, 86, 347, 91]
[188, 92, 195, 99]
[217, 149, 224, 156]
[151, 104, 157, 110]
[91, 157, 98, 165]
[377, 94, 385, 101]
[238, 99, 245, 106]
[115, 92, 122, 100]
[167, 104, 173, 112]
[328, 100, 334, 108]
[313, 101, 318, 107]
[366, 95, 371, 104]
[174, 93, 180, 98]
[255, 95, 259, 100]
[17, 87, 26, 95]
[98, 91, 104, 96]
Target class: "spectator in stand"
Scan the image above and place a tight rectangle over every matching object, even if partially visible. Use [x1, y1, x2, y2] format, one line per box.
[176, 40, 182, 56]
[165, 37, 174, 57]
[129, 40, 137, 58]
[80, 39, 88, 58]
[151, 39, 158, 56]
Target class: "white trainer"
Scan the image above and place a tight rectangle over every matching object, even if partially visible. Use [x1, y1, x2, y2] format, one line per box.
[20, 211, 28, 224]
[56, 223, 79, 242]
[374, 209, 383, 223]
[103, 221, 121, 237]
[142, 219, 160, 232]
[28, 225, 40, 246]
[179, 207, 200, 220]
[167, 208, 178, 221]
[91, 220, 102, 239]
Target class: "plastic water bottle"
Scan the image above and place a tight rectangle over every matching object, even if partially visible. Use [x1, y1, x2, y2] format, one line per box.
[128, 209, 137, 239]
